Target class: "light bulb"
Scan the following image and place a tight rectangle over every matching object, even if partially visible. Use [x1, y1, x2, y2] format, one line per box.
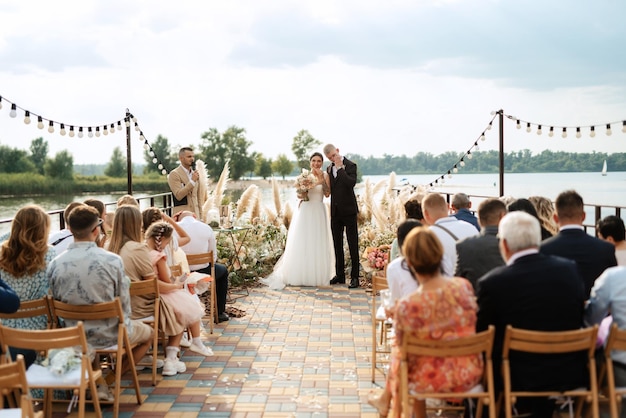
[453, 166, 458, 174]
[161, 169, 167, 175]
[37, 116, 44, 129]
[487, 121, 492, 130]
[140, 133, 146, 141]
[95, 127, 100, 137]
[440, 177, 445, 184]
[48, 121, 54, 133]
[118, 121, 123, 131]
[9, 104, 17, 118]
[143, 143, 149, 150]
[526, 122, 531, 133]
[88, 127, 93, 138]
[474, 144, 480, 151]
[110, 123, 115, 133]
[134, 122, 140, 132]
[467, 152, 473, 160]
[561, 127, 567, 138]
[132, 115, 137, 123]
[537, 125, 542, 135]
[576, 127, 581, 138]
[622, 121, 626, 133]
[158, 163, 163, 170]
[590, 126, 596, 138]
[0, 97, 3, 110]
[24, 111, 31, 124]
[69, 126, 75, 137]
[549, 127, 554, 137]
[152, 157, 158, 164]
[460, 160, 465, 167]
[60, 124, 66, 136]
[480, 133, 486, 141]
[125, 118, 130, 127]
[447, 171, 452, 179]
[78, 127, 84, 138]
[103, 125, 108, 136]
[606, 124, 612, 136]
[516, 120, 521, 129]
[149, 150, 155, 157]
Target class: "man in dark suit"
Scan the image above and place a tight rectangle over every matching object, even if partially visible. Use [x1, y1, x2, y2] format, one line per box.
[540, 189, 617, 297]
[476, 211, 586, 417]
[323, 143, 360, 288]
[455, 198, 506, 290]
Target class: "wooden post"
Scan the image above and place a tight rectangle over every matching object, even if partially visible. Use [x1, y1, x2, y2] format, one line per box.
[498, 109, 504, 197]
[126, 109, 132, 195]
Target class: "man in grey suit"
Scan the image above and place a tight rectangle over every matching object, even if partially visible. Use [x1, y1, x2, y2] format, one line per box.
[455, 198, 506, 289]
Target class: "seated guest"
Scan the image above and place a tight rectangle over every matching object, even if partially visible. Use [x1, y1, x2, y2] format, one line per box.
[389, 197, 423, 261]
[142, 207, 191, 267]
[83, 198, 109, 248]
[0, 275, 19, 313]
[455, 198, 506, 290]
[507, 198, 553, 240]
[528, 195, 558, 236]
[477, 211, 587, 417]
[421, 193, 478, 276]
[108, 205, 189, 376]
[596, 215, 626, 266]
[0, 205, 55, 331]
[540, 190, 617, 297]
[48, 205, 154, 399]
[116, 194, 139, 208]
[47, 201, 84, 254]
[174, 211, 230, 322]
[450, 192, 480, 231]
[369, 227, 482, 418]
[386, 219, 422, 302]
[585, 265, 626, 413]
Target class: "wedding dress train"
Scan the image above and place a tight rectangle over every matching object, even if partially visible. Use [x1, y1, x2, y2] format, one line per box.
[261, 184, 335, 290]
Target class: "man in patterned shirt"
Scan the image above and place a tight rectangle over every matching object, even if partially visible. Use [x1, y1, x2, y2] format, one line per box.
[48, 205, 153, 395]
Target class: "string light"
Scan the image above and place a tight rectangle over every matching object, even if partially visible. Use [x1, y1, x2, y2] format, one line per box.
[453, 166, 458, 173]
[24, 111, 31, 124]
[526, 122, 531, 133]
[590, 126, 596, 138]
[47, 121, 54, 133]
[88, 127, 93, 138]
[447, 170, 452, 179]
[561, 127, 567, 138]
[103, 125, 108, 136]
[78, 127, 84, 138]
[549, 127, 554, 137]
[576, 127, 581, 138]
[622, 121, 626, 133]
[536, 125, 542, 135]
[606, 124, 612, 136]
[95, 127, 100, 137]
[480, 132, 486, 141]
[460, 160, 465, 167]
[118, 121, 123, 131]
[0, 96, 3, 109]
[69, 126, 75, 137]
[60, 124, 66, 136]
[487, 121, 492, 130]
[516, 120, 521, 129]
[9, 103, 17, 118]
[125, 117, 130, 127]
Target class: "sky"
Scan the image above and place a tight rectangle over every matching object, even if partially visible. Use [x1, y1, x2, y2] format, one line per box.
[1, 0, 625, 169]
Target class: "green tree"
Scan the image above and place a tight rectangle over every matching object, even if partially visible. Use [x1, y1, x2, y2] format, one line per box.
[255, 153, 273, 179]
[144, 134, 177, 174]
[291, 129, 321, 170]
[0, 145, 36, 173]
[272, 154, 294, 180]
[198, 126, 255, 180]
[29, 137, 48, 175]
[105, 147, 127, 177]
[44, 150, 74, 180]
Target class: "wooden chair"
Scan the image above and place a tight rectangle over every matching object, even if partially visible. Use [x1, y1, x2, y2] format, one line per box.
[0, 355, 43, 418]
[49, 298, 142, 418]
[0, 322, 102, 418]
[128, 278, 161, 386]
[0, 296, 53, 329]
[398, 325, 497, 418]
[371, 271, 392, 383]
[185, 251, 217, 334]
[502, 325, 599, 418]
[600, 323, 626, 418]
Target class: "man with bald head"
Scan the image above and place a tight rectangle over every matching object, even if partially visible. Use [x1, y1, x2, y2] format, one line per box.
[421, 193, 478, 276]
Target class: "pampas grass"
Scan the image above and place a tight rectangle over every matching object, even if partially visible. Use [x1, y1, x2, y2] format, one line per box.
[283, 202, 293, 230]
[236, 184, 258, 219]
[196, 160, 209, 220]
[250, 187, 262, 221]
[202, 160, 230, 221]
[271, 177, 282, 215]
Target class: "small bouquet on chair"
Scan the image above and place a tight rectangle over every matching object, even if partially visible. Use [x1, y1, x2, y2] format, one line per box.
[360, 245, 390, 273]
[181, 272, 213, 296]
[294, 168, 316, 201]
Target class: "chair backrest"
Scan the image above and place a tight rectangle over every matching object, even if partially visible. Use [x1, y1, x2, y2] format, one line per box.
[502, 325, 598, 358]
[602, 323, 626, 418]
[50, 298, 124, 326]
[128, 277, 160, 298]
[605, 323, 626, 353]
[0, 321, 90, 356]
[371, 272, 388, 293]
[0, 355, 30, 408]
[0, 296, 52, 329]
[185, 251, 214, 267]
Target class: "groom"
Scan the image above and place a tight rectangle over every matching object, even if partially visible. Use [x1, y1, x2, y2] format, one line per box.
[323, 143, 360, 288]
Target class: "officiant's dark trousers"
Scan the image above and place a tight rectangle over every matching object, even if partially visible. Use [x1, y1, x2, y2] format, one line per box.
[331, 215, 359, 281]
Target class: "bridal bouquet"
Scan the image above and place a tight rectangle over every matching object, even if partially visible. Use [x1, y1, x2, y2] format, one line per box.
[360, 245, 390, 273]
[294, 168, 316, 201]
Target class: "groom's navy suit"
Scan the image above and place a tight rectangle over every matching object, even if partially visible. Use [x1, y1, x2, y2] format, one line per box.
[327, 157, 359, 285]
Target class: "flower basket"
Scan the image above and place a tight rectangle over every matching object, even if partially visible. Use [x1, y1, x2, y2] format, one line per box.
[360, 245, 390, 274]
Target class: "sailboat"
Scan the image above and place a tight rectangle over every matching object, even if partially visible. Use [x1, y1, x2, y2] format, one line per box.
[602, 160, 608, 176]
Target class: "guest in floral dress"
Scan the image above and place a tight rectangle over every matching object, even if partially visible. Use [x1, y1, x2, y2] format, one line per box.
[0, 205, 55, 331]
[369, 227, 483, 418]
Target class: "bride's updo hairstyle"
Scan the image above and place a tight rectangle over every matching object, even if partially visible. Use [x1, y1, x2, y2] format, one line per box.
[402, 227, 443, 276]
[310, 152, 323, 161]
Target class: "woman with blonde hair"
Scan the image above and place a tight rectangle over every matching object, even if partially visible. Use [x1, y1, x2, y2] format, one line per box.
[369, 227, 482, 417]
[529, 195, 558, 236]
[0, 205, 55, 331]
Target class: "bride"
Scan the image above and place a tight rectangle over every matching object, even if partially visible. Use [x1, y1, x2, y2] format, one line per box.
[262, 152, 335, 290]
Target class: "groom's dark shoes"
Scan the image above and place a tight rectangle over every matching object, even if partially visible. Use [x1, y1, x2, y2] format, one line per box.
[330, 276, 345, 285]
[348, 278, 359, 288]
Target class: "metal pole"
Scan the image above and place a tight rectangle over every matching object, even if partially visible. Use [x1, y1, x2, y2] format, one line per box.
[498, 109, 504, 197]
[125, 109, 132, 195]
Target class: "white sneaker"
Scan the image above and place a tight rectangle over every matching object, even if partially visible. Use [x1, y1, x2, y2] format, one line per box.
[135, 355, 164, 370]
[187, 341, 214, 356]
[97, 384, 114, 402]
[180, 333, 192, 348]
[162, 358, 186, 376]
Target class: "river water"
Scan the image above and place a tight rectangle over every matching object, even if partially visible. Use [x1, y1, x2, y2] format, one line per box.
[1, 171, 624, 234]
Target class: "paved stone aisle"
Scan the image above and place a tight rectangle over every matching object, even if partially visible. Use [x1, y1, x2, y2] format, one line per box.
[54, 285, 382, 417]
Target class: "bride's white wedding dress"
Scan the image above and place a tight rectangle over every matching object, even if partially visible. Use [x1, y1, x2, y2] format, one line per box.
[261, 183, 335, 290]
